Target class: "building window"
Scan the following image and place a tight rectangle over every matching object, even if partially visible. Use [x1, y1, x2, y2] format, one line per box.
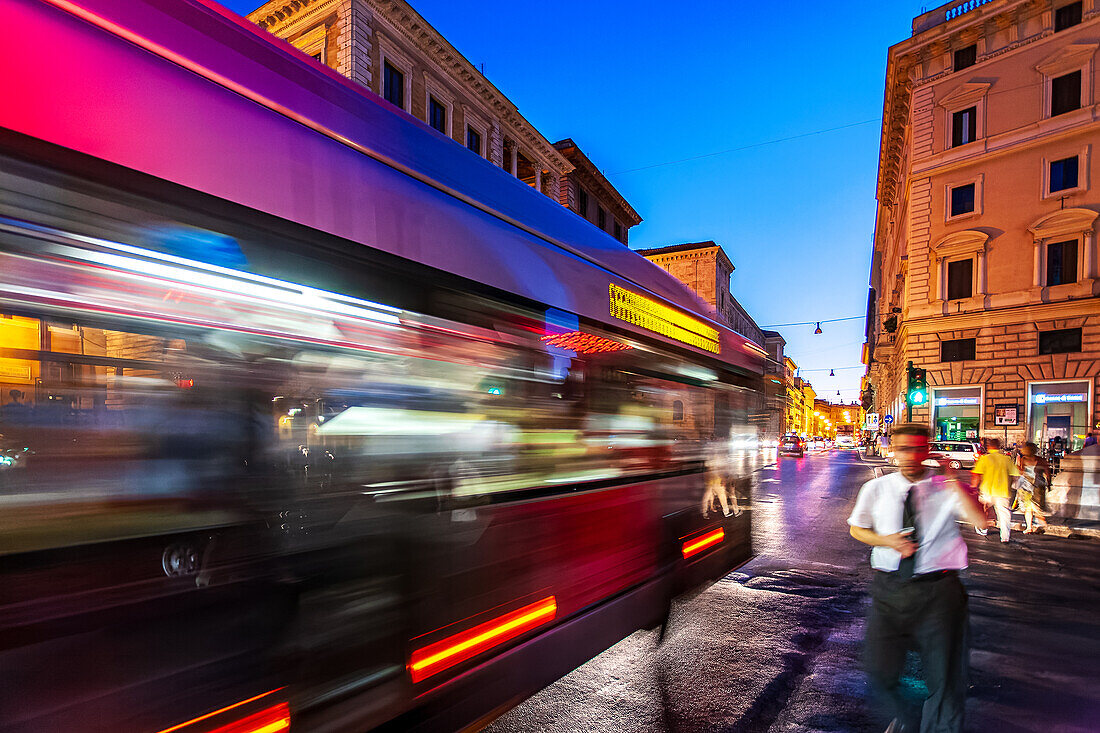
[941, 338, 976, 362]
[1055, 2, 1083, 32]
[1049, 156, 1080, 193]
[429, 96, 447, 134]
[1051, 71, 1081, 117]
[576, 187, 589, 218]
[1046, 240, 1078, 286]
[597, 206, 606, 231]
[1038, 328, 1082, 354]
[954, 44, 977, 70]
[951, 106, 977, 147]
[950, 183, 975, 217]
[613, 221, 624, 242]
[672, 400, 684, 421]
[466, 126, 482, 155]
[383, 61, 404, 109]
[293, 24, 327, 66]
[946, 258, 973, 300]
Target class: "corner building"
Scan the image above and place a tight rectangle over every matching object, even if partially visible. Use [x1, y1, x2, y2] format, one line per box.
[865, 0, 1100, 450]
[247, 0, 640, 244]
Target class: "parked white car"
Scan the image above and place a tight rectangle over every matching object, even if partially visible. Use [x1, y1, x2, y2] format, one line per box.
[928, 440, 982, 469]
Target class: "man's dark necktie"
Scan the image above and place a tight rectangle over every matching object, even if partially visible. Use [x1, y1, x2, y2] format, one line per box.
[897, 488, 918, 579]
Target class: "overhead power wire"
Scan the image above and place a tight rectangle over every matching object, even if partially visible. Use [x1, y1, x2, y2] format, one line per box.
[609, 75, 1062, 178]
[761, 315, 864, 328]
[799, 365, 865, 372]
[608, 118, 882, 176]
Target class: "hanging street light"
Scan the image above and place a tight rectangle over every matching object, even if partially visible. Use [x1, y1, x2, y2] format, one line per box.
[814, 322, 822, 334]
[829, 369, 835, 377]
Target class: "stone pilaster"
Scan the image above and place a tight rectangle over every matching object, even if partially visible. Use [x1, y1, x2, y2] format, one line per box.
[488, 121, 504, 168]
[336, 0, 374, 90]
[906, 178, 933, 309]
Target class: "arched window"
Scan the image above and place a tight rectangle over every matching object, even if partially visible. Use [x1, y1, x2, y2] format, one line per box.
[672, 400, 684, 421]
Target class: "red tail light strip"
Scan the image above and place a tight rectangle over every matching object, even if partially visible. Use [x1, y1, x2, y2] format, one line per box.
[409, 596, 557, 683]
[682, 527, 724, 559]
[208, 703, 291, 733]
[153, 691, 287, 733]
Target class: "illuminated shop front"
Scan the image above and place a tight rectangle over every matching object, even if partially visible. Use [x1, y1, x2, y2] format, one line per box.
[931, 386, 982, 441]
[1027, 380, 1093, 452]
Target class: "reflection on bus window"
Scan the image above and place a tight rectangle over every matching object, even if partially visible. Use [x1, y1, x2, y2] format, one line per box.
[1, 300, 753, 552]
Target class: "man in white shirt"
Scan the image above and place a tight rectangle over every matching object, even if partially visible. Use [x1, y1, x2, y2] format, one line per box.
[848, 424, 987, 733]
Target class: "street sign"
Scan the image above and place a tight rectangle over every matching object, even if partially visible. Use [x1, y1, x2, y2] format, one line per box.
[865, 412, 880, 431]
[884, 414, 894, 425]
[994, 404, 1019, 426]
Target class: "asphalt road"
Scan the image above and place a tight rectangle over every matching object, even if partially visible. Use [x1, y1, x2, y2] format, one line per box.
[486, 449, 1100, 733]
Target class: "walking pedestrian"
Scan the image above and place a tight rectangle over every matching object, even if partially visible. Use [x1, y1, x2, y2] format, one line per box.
[1014, 442, 1049, 533]
[971, 438, 1018, 543]
[848, 423, 988, 733]
[701, 438, 732, 518]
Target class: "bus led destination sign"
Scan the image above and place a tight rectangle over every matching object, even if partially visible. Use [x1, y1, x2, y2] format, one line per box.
[609, 284, 720, 354]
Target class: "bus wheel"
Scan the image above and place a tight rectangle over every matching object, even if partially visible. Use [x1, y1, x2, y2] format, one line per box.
[162, 542, 201, 577]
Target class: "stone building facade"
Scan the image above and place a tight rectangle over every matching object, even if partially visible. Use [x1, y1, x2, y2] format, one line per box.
[761, 330, 790, 436]
[636, 242, 766, 346]
[636, 241, 783, 436]
[865, 0, 1100, 450]
[247, 0, 640, 242]
[553, 139, 641, 245]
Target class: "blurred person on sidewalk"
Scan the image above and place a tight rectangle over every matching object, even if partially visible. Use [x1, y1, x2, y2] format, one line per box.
[972, 438, 1018, 543]
[1014, 442, 1050, 534]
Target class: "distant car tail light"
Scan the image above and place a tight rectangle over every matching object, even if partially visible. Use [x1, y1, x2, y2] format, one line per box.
[408, 596, 557, 683]
[682, 527, 724, 559]
[154, 692, 289, 733]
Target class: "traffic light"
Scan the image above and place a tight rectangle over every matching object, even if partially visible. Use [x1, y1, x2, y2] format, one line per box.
[906, 361, 928, 407]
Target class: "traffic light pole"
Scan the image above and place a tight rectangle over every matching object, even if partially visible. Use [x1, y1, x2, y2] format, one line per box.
[906, 361, 913, 423]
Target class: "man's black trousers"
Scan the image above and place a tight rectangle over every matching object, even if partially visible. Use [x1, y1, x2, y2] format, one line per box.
[864, 570, 968, 733]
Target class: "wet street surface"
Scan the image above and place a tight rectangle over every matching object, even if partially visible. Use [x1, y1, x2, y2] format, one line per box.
[487, 450, 1100, 733]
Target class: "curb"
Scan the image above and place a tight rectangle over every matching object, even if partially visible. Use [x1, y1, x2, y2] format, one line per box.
[1029, 522, 1100, 540]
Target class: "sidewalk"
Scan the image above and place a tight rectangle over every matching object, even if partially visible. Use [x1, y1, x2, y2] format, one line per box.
[865, 462, 1100, 540]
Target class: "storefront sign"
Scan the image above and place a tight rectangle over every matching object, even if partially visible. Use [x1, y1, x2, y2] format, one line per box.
[935, 396, 980, 406]
[994, 404, 1018, 426]
[1032, 393, 1086, 404]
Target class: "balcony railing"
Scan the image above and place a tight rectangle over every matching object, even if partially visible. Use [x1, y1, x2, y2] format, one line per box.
[913, 0, 996, 34]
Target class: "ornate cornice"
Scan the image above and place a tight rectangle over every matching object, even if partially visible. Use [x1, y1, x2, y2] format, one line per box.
[365, 0, 572, 173]
[247, 0, 573, 173]
[554, 139, 641, 225]
[251, 0, 340, 32]
[876, 56, 914, 207]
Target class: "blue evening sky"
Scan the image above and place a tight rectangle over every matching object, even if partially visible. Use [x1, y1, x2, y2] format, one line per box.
[223, 0, 920, 403]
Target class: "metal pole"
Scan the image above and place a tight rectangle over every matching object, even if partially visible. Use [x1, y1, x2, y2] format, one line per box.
[906, 360, 913, 423]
